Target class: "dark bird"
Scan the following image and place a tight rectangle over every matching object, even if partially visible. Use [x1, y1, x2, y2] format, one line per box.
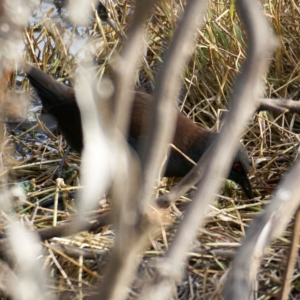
[25, 65, 254, 198]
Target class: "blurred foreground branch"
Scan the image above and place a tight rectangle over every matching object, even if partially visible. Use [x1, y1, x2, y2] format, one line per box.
[222, 159, 300, 299]
[141, 0, 277, 298]
[258, 98, 300, 114]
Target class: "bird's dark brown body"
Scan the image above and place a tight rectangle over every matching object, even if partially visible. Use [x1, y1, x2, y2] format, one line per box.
[26, 65, 253, 198]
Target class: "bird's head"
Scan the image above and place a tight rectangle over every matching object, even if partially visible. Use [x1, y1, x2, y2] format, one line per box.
[228, 145, 253, 198]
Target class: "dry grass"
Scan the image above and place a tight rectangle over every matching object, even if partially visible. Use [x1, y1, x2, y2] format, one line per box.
[1, 0, 299, 298]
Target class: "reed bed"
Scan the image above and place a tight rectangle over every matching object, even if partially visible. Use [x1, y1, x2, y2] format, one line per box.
[1, 0, 299, 298]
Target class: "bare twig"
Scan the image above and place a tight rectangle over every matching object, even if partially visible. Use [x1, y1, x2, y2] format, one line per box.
[89, 2, 160, 300]
[258, 98, 300, 114]
[139, 0, 211, 208]
[0, 212, 112, 262]
[93, 0, 215, 299]
[142, 0, 276, 298]
[223, 160, 300, 299]
[275, 208, 300, 300]
[112, 0, 159, 135]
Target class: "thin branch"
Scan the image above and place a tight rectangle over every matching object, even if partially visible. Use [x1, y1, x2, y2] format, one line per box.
[139, 0, 211, 208]
[142, 0, 277, 298]
[112, 0, 159, 135]
[276, 208, 300, 300]
[223, 159, 300, 299]
[258, 98, 300, 114]
[89, 2, 160, 299]
[95, 0, 214, 299]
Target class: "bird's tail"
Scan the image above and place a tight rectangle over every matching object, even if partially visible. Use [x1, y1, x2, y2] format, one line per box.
[25, 64, 74, 111]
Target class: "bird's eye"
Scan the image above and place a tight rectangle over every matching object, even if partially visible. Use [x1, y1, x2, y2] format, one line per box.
[233, 163, 242, 171]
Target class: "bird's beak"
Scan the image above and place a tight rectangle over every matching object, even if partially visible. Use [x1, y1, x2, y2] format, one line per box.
[238, 173, 254, 199]
[228, 168, 254, 199]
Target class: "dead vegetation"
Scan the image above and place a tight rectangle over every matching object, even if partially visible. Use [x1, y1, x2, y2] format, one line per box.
[0, 0, 299, 299]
